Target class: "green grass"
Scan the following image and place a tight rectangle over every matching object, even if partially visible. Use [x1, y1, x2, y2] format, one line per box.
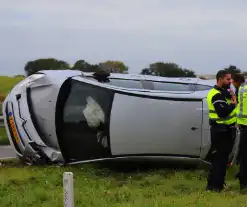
[0, 160, 246, 206]
[0, 76, 24, 98]
[0, 75, 23, 145]
[0, 128, 9, 145]
[0, 75, 24, 115]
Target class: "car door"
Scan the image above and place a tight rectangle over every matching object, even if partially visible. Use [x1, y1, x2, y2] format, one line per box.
[109, 92, 203, 158]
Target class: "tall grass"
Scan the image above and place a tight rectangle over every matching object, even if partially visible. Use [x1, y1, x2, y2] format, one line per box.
[0, 75, 24, 143]
[0, 160, 245, 207]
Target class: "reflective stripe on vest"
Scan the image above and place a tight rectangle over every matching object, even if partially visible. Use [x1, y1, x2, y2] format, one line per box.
[207, 88, 236, 125]
[208, 110, 236, 121]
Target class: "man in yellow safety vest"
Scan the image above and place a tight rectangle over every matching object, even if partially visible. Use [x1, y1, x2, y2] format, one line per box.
[206, 70, 237, 192]
[232, 73, 246, 104]
[230, 73, 245, 171]
[236, 76, 247, 192]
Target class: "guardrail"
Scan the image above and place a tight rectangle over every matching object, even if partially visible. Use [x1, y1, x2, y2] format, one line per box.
[0, 116, 4, 128]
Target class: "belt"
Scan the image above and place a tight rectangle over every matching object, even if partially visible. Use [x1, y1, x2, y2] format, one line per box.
[210, 121, 235, 127]
[210, 123, 236, 130]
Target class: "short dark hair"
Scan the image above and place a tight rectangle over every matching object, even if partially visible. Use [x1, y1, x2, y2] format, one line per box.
[216, 70, 230, 81]
[232, 73, 245, 83]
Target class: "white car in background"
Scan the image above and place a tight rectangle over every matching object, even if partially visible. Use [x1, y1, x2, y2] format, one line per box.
[2, 70, 238, 166]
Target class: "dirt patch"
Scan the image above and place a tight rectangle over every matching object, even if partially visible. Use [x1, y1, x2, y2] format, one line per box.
[0, 95, 5, 103]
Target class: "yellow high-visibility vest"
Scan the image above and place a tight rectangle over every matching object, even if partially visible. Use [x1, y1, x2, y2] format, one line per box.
[207, 88, 236, 125]
[236, 83, 247, 125]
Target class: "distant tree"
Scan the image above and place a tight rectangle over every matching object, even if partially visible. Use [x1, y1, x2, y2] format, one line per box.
[140, 62, 196, 77]
[224, 65, 241, 75]
[14, 75, 25, 78]
[72, 59, 99, 72]
[98, 60, 128, 73]
[140, 68, 153, 75]
[24, 58, 70, 76]
[182, 69, 196, 77]
[72, 60, 87, 70]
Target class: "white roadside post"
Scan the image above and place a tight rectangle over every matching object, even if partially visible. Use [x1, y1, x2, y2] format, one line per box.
[63, 172, 74, 207]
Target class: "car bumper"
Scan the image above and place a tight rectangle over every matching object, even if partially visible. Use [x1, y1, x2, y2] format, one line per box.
[2, 85, 64, 165]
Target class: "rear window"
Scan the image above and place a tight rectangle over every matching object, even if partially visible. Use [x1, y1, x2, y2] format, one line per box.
[153, 82, 192, 91]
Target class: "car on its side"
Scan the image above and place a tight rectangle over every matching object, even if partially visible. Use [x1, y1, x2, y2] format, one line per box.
[2, 70, 238, 166]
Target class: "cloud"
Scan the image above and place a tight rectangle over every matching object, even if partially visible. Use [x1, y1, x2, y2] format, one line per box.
[0, 0, 247, 75]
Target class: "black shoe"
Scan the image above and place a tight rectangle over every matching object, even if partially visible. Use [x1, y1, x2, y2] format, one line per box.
[240, 184, 247, 194]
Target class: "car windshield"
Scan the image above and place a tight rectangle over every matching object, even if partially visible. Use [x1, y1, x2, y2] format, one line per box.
[56, 79, 114, 162]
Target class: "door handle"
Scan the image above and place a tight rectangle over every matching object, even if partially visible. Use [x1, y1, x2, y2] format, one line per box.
[191, 127, 198, 130]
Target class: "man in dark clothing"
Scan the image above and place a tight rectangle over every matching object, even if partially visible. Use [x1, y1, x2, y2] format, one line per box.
[206, 70, 237, 192]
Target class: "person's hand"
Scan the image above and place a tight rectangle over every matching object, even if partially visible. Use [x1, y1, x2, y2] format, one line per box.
[228, 88, 236, 97]
[229, 88, 237, 104]
[231, 95, 237, 105]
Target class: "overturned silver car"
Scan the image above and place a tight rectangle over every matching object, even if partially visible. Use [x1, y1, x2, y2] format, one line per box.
[2, 70, 238, 165]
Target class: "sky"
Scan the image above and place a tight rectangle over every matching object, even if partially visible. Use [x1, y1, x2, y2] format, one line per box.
[0, 0, 246, 76]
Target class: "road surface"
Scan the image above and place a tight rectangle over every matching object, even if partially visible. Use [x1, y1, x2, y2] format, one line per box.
[0, 145, 16, 159]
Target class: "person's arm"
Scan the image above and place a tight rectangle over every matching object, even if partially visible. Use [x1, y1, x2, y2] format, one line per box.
[211, 93, 236, 118]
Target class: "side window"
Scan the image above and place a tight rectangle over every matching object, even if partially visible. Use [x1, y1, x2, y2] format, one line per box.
[84, 76, 144, 89]
[107, 79, 144, 89]
[194, 84, 212, 91]
[153, 82, 192, 91]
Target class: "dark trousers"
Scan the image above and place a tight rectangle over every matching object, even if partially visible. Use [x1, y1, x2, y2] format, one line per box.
[207, 124, 235, 191]
[237, 125, 247, 189]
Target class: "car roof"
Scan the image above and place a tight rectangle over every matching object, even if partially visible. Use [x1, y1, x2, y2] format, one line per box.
[39, 70, 216, 87]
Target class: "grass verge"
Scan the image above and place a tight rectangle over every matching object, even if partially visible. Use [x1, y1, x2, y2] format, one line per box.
[0, 160, 246, 207]
[0, 75, 24, 115]
[0, 128, 9, 145]
[0, 76, 24, 98]
[0, 75, 23, 145]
